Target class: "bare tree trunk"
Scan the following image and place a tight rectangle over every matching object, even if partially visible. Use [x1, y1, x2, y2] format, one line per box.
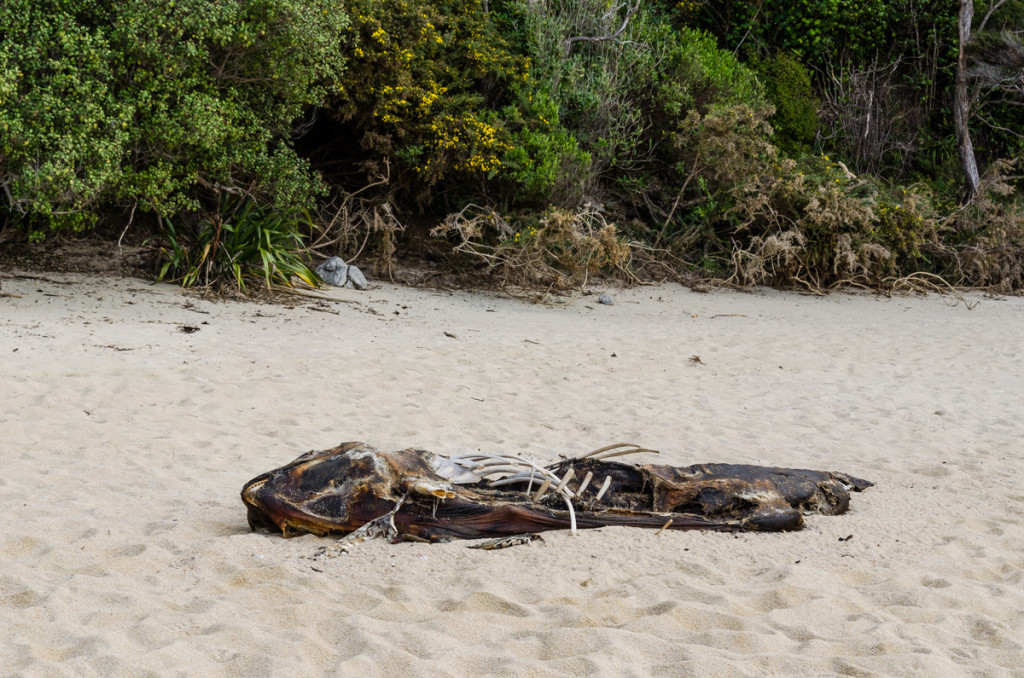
[955, 0, 981, 200]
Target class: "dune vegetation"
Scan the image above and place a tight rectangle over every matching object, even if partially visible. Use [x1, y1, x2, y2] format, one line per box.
[2, 0, 1022, 293]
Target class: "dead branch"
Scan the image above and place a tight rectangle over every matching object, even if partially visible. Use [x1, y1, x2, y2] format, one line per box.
[310, 161, 404, 279]
[818, 57, 919, 175]
[562, 0, 641, 53]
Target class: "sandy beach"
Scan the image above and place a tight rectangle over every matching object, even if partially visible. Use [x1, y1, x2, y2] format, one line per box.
[1, 271, 1022, 677]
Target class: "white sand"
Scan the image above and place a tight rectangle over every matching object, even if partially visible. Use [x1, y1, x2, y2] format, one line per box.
[1, 272, 1022, 677]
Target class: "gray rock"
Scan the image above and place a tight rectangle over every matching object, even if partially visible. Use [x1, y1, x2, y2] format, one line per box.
[598, 294, 614, 306]
[315, 257, 350, 287]
[317, 256, 346, 273]
[314, 257, 368, 290]
[347, 265, 367, 290]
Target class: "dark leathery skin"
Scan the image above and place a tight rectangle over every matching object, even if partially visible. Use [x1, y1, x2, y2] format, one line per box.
[241, 443, 872, 542]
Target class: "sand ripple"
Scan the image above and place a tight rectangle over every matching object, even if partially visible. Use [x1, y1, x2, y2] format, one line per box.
[2, 274, 1023, 676]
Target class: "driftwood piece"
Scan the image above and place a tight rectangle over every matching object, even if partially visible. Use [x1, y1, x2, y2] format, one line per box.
[241, 442, 872, 543]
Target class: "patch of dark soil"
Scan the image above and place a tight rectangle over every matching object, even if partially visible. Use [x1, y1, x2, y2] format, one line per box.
[0, 229, 159, 278]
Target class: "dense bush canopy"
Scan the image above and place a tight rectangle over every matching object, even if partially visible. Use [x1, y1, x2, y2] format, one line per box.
[1, 0, 1022, 292]
[0, 0, 347, 235]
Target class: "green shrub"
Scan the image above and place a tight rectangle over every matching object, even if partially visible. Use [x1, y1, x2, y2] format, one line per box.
[694, 0, 966, 184]
[499, 87, 592, 203]
[697, 0, 895, 70]
[319, 0, 767, 219]
[405, 2, 773, 282]
[655, 104, 775, 251]
[758, 53, 820, 154]
[329, 0, 525, 200]
[0, 0, 348, 235]
[648, 24, 765, 118]
[503, 1, 764, 209]
[157, 195, 320, 292]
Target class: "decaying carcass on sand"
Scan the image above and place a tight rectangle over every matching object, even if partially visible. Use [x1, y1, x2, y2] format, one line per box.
[241, 442, 872, 553]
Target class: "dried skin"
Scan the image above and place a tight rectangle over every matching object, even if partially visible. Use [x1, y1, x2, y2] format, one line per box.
[241, 443, 872, 542]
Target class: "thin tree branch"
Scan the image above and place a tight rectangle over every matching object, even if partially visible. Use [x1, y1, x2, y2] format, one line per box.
[732, 0, 764, 55]
[117, 202, 137, 252]
[975, 113, 1024, 138]
[977, 0, 1009, 33]
[563, 0, 641, 53]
